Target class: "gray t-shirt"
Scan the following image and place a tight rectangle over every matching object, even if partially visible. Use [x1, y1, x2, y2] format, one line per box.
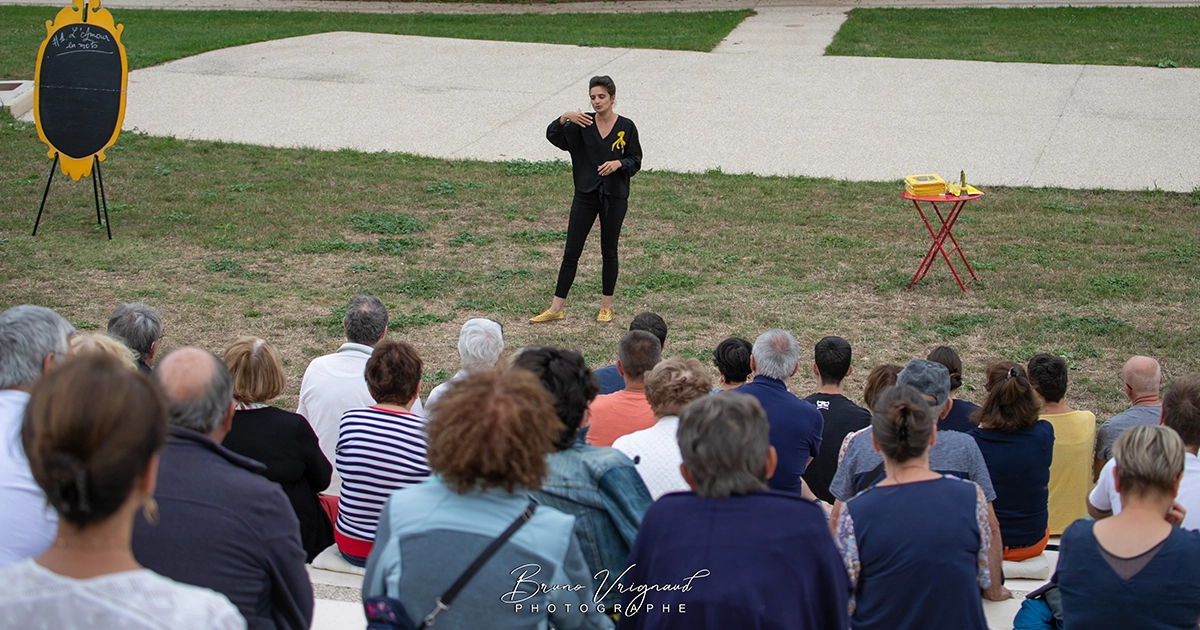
[1095, 405, 1162, 461]
[829, 429, 996, 503]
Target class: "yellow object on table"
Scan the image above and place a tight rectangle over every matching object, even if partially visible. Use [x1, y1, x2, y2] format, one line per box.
[905, 173, 946, 196]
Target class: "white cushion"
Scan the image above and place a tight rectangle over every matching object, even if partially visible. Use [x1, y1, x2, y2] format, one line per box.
[311, 544, 366, 576]
[1003, 553, 1050, 580]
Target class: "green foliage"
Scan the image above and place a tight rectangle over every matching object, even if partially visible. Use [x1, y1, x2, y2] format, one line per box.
[349, 212, 425, 235]
[374, 238, 430, 255]
[504, 159, 571, 176]
[448, 232, 496, 247]
[510, 229, 567, 244]
[931, 314, 992, 339]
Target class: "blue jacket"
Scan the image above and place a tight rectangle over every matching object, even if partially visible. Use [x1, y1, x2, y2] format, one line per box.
[531, 444, 652, 607]
[736, 377, 825, 493]
[363, 479, 613, 630]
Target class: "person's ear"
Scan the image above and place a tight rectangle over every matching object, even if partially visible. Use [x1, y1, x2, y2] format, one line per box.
[749, 356, 757, 373]
[1172, 472, 1183, 498]
[141, 453, 160, 497]
[939, 401, 952, 420]
[870, 432, 881, 453]
[846, 365, 854, 378]
[580, 408, 592, 429]
[1160, 408, 1167, 425]
[789, 363, 800, 378]
[148, 339, 159, 363]
[41, 352, 58, 376]
[764, 446, 778, 480]
[929, 429, 938, 448]
[1112, 465, 1122, 494]
[812, 364, 820, 378]
[680, 463, 697, 491]
[616, 361, 626, 377]
[377, 326, 388, 345]
[221, 401, 235, 433]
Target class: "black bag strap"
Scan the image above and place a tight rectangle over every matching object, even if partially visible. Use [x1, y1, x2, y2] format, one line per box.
[857, 461, 888, 493]
[420, 498, 538, 627]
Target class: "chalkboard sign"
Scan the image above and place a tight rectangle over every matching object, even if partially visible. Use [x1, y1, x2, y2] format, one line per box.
[34, 0, 126, 181]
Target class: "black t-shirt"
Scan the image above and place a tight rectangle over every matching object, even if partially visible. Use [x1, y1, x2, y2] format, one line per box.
[802, 393, 872, 504]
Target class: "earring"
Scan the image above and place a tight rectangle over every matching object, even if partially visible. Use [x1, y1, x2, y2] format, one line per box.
[142, 497, 159, 526]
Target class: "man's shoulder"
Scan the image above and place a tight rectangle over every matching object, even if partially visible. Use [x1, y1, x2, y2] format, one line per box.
[931, 430, 985, 458]
[1104, 405, 1161, 427]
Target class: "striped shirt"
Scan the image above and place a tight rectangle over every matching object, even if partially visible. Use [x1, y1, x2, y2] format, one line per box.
[335, 407, 431, 543]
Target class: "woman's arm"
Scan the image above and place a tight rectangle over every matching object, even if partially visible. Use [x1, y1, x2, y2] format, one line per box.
[547, 111, 592, 151]
[619, 120, 642, 176]
[296, 413, 333, 493]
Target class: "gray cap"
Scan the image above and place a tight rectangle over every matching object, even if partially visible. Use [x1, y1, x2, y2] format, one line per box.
[897, 359, 951, 407]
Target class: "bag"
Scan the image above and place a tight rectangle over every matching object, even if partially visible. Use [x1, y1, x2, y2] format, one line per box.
[364, 498, 538, 629]
[1012, 582, 1064, 630]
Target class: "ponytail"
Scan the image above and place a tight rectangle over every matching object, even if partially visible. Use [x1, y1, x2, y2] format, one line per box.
[975, 362, 1042, 431]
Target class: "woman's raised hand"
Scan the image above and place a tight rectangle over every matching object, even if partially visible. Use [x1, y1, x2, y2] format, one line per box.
[561, 110, 594, 126]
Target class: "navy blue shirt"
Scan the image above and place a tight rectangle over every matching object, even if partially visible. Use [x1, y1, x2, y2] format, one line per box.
[736, 377, 824, 494]
[940, 398, 980, 432]
[619, 491, 849, 630]
[1056, 520, 1200, 629]
[969, 421, 1054, 547]
[594, 364, 625, 395]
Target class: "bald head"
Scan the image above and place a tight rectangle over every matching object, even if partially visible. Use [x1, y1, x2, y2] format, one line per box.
[155, 347, 233, 436]
[1123, 356, 1162, 398]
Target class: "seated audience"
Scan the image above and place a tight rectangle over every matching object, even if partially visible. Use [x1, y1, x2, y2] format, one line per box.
[425, 317, 504, 410]
[106, 302, 162, 375]
[594, 312, 668, 395]
[220, 337, 334, 563]
[586, 330, 662, 446]
[69, 332, 137, 369]
[969, 363, 1054, 560]
[613, 358, 713, 499]
[1090, 375, 1200, 531]
[1095, 355, 1163, 478]
[132, 347, 312, 630]
[335, 341, 431, 567]
[1056, 425, 1200, 629]
[803, 336, 872, 504]
[1028, 353, 1096, 535]
[928, 345, 980, 433]
[515, 347, 651, 607]
[834, 384, 992, 630]
[363, 368, 612, 630]
[0, 354, 243, 629]
[619, 393, 850, 629]
[862, 364, 902, 411]
[831, 359, 1007, 600]
[738, 329, 824, 494]
[711, 336, 753, 391]
[296, 295, 423, 495]
[0, 305, 74, 568]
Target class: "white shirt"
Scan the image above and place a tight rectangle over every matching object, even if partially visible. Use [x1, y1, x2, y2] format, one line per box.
[296, 343, 423, 496]
[0, 558, 245, 630]
[1090, 452, 1200, 530]
[424, 369, 467, 415]
[612, 416, 689, 500]
[0, 390, 57, 568]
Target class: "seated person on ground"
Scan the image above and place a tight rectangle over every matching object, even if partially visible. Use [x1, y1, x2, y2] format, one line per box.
[593, 312, 667, 395]
[619, 392, 850, 630]
[613, 358, 713, 499]
[335, 341, 431, 567]
[514, 347, 652, 608]
[1028, 352, 1095, 535]
[425, 317, 503, 410]
[837, 364, 903, 465]
[803, 335, 872, 504]
[221, 337, 334, 564]
[587, 331, 661, 447]
[363, 368, 612, 630]
[1056, 425, 1200, 630]
[711, 337, 752, 392]
[835, 384, 992, 630]
[969, 362, 1054, 561]
[927, 345, 979, 433]
[106, 301, 162, 375]
[1094, 355, 1163, 479]
[1090, 374, 1200, 531]
[0, 354, 243, 630]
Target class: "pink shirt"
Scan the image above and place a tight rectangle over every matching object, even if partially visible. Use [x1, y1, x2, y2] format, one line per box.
[587, 389, 655, 447]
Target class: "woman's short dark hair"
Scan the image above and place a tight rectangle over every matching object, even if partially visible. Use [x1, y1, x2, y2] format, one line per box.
[871, 384, 936, 464]
[1027, 353, 1069, 404]
[863, 364, 903, 410]
[365, 340, 422, 405]
[972, 362, 1041, 432]
[589, 75, 616, 98]
[713, 337, 753, 384]
[22, 353, 167, 527]
[511, 346, 598, 450]
[927, 346, 964, 391]
[426, 368, 561, 494]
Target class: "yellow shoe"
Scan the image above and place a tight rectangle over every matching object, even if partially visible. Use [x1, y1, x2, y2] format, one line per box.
[596, 308, 613, 323]
[529, 309, 564, 323]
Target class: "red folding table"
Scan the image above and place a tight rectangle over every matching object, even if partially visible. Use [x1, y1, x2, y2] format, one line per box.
[903, 190, 982, 292]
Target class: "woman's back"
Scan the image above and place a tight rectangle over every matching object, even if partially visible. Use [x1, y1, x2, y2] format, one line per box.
[969, 420, 1054, 547]
[0, 559, 244, 630]
[336, 406, 431, 543]
[840, 476, 988, 630]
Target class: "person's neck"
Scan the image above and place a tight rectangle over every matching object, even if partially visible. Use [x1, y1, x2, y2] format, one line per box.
[879, 456, 939, 486]
[594, 109, 617, 123]
[37, 512, 140, 579]
[815, 381, 844, 395]
[1042, 400, 1075, 415]
[720, 381, 744, 391]
[623, 379, 645, 393]
[1130, 392, 1161, 407]
[374, 401, 412, 413]
[1113, 493, 1176, 528]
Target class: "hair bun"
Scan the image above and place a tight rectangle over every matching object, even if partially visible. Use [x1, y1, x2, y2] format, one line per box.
[43, 451, 92, 517]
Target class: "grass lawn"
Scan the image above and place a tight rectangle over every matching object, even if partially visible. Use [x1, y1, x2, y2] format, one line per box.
[827, 6, 1200, 68]
[0, 6, 750, 78]
[3, 110, 1198, 417]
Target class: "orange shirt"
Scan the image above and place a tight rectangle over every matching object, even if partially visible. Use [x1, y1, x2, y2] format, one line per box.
[587, 389, 655, 447]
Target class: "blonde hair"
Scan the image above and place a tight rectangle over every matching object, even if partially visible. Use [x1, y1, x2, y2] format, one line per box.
[69, 333, 137, 370]
[222, 337, 285, 404]
[1113, 425, 1185, 499]
[644, 358, 713, 418]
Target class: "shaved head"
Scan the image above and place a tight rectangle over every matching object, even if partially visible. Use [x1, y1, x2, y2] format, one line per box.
[1123, 356, 1162, 397]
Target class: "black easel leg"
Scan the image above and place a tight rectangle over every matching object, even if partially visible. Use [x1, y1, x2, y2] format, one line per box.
[32, 154, 59, 236]
[95, 157, 112, 240]
[91, 158, 102, 226]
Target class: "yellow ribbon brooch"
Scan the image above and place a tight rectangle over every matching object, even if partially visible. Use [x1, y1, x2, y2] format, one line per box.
[611, 131, 626, 152]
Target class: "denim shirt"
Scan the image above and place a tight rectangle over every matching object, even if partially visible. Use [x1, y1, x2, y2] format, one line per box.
[530, 443, 652, 607]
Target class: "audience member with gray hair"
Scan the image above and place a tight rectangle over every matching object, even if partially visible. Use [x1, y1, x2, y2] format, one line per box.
[296, 295, 423, 495]
[619, 392, 850, 628]
[424, 318, 504, 412]
[1094, 355, 1164, 477]
[585, 329, 662, 447]
[133, 347, 312, 630]
[737, 329, 825, 494]
[106, 302, 163, 374]
[0, 305, 74, 568]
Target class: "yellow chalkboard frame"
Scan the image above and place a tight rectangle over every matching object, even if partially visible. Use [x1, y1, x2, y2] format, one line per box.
[33, 0, 127, 182]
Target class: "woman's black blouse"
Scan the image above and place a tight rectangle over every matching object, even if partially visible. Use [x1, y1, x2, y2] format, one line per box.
[547, 114, 642, 199]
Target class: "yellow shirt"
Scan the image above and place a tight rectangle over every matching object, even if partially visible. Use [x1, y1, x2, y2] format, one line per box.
[1040, 410, 1097, 534]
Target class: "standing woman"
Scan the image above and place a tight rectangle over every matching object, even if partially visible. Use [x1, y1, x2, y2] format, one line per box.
[531, 75, 642, 324]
